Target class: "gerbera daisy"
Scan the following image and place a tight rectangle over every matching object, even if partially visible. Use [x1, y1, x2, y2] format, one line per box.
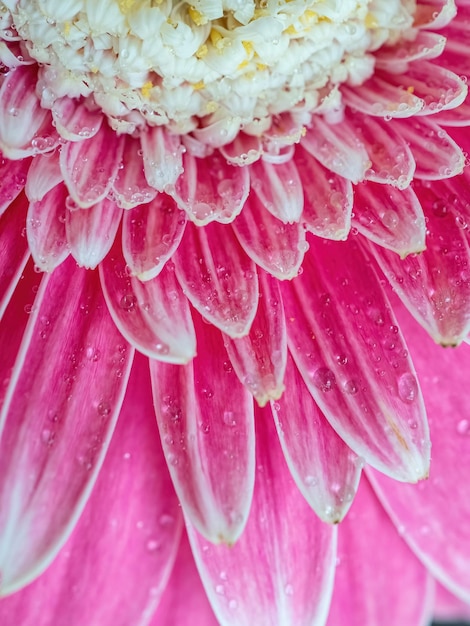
[0, 0, 470, 624]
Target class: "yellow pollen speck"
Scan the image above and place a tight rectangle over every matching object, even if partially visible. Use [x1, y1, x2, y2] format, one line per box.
[256, 62, 267, 70]
[407, 85, 415, 93]
[242, 40, 253, 55]
[301, 126, 307, 136]
[192, 80, 205, 90]
[285, 24, 297, 35]
[118, 0, 137, 14]
[210, 28, 224, 49]
[301, 10, 318, 26]
[188, 6, 207, 26]
[141, 81, 153, 98]
[365, 12, 378, 28]
[196, 44, 208, 59]
[205, 101, 218, 113]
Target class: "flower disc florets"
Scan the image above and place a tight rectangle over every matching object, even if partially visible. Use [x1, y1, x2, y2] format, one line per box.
[2, 0, 416, 140]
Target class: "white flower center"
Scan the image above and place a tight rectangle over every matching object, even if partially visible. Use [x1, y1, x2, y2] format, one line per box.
[2, 0, 416, 141]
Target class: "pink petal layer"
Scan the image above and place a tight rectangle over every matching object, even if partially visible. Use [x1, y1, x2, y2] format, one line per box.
[231, 190, 306, 280]
[282, 235, 430, 482]
[302, 116, 370, 183]
[326, 477, 433, 626]
[60, 123, 124, 208]
[367, 307, 470, 602]
[249, 158, 304, 223]
[433, 582, 470, 621]
[350, 111, 416, 189]
[353, 181, 426, 257]
[271, 354, 363, 523]
[172, 151, 249, 225]
[0, 66, 49, 158]
[296, 145, 352, 241]
[174, 222, 259, 338]
[122, 192, 186, 281]
[100, 240, 196, 363]
[150, 314, 255, 543]
[224, 271, 287, 406]
[0, 194, 29, 318]
[51, 96, 103, 142]
[0, 354, 183, 625]
[26, 183, 70, 272]
[369, 173, 470, 346]
[0, 152, 30, 216]
[66, 197, 122, 269]
[25, 153, 63, 203]
[151, 532, 219, 626]
[187, 405, 336, 626]
[0, 259, 134, 594]
[394, 118, 464, 180]
[111, 134, 157, 209]
[140, 126, 184, 192]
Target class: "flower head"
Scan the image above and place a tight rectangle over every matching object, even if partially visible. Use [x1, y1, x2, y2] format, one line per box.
[0, 0, 470, 624]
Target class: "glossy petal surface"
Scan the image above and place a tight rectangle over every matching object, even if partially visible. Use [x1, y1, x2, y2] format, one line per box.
[0, 354, 182, 625]
[188, 405, 336, 626]
[0, 260, 133, 594]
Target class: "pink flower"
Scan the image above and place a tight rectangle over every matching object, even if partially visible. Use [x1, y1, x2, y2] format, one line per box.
[0, 0, 470, 624]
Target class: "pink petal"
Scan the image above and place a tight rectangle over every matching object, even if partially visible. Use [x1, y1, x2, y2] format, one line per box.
[0, 259, 134, 594]
[271, 353, 363, 523]
[219, 132, 262, 166]
[100, 240, 196, 363]
[414, 0, 457, 29]
[26, 183, 70, 272]
[433, 582, 470, 621]
[348, 111, 416, 189]
[140, 126, 184, 192]
[375, 31, 446, 67]
[0, 66, 49, 158]
[249, 157, 304, 223]
[66, 197, 122, 269]
[0, 260, 42, 409]
[231, 190, 306, 280]
[281, 235, 430, 482]
[59, 123, 124, 208]
[326, 477, 433, 626]
[111, 134, 157, 209]
[174, 221, 259, 338]
[0, 194, 29, 318]
[224, 271, 287, 406]
[302, 116, 370, 183]
[122, 192, 187, 281]
[150, 314, 255, 543]
[296, 144, 353, 241]
[353, 181, 426, 257]
[369, 174, 470, 346]
[367, 307, 470, 601]
[0, 152, 30, 216]
[171, 151, 249, 225]
[394, 117, 464, 180]
[51, 96, 103, 142]
[262, 113, 305, 154]
[342, 75, 425, 119]
[383, 63, 467, 115]
[187, 404, 336, 626]
[24, 152, 63, 203]
[151, 532, 219, 626]
[0, 354, 183, 625]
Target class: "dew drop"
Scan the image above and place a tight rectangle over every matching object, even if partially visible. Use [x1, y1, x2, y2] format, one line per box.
[397, 372, 418, 403]
[120, 293, 137, 311]
[312, 367, 336, 392]
[456, 419, 470, 435]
